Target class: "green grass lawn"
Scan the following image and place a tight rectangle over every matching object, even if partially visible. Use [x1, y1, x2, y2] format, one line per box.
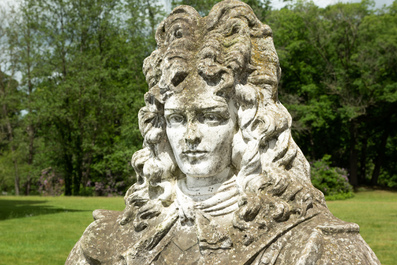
[326, 190, 397, 265]
[0, 191, 396, 265]
[0, 196, 125, 265]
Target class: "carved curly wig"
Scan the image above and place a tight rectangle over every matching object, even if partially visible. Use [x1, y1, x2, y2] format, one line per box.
[120, 0, 326, 231]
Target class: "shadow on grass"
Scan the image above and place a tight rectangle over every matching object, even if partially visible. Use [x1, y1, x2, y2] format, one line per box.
[0, 199, 88, 220]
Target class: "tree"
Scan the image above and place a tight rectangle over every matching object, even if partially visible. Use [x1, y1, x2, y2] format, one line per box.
[0, 5, 24, 195]
[356, 1, 397, 185]
[0, 70, 21, 194]
[15, 0, 43, 194]
[24, 0, 165, 195]
[266, 0, 397, 187]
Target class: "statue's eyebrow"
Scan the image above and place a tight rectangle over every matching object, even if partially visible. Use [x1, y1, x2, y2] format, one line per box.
[200, 106, 229, 112]
[164, 106, 229, 112]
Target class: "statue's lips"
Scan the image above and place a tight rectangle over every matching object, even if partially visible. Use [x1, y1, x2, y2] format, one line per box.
[182, 150, 208, 158]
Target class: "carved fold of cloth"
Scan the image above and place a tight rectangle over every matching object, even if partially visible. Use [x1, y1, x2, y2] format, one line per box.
[175, 175, 240, 222]
[148, 212, 379, 265]
[66, 185, 380, 265]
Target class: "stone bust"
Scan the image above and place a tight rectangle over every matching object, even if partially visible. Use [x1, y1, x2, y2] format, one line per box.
[66, 1, 380, 264]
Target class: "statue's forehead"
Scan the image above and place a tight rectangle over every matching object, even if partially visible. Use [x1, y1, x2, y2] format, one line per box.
[164, 89, 227, 111]
[164, 72, 228, 110]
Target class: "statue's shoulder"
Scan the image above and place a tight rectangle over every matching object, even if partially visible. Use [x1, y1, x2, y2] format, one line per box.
[266, 213, 381, 265]
[65, 209, 137, 265]
[308, 214, 380, 265]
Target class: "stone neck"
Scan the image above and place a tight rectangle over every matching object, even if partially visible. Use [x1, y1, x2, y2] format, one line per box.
[185, 167, 232, 191]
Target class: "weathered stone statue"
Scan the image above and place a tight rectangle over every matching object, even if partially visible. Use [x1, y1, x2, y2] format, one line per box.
[66, 1, 380, 264]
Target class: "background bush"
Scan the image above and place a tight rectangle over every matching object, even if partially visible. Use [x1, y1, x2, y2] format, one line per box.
[311, 155, 354, 200]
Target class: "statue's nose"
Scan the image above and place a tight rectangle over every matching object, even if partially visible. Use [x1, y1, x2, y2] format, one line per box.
[185, 122, 201, 149]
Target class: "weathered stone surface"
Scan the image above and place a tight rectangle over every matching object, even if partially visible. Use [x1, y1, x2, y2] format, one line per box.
[66, 1, 380, 264]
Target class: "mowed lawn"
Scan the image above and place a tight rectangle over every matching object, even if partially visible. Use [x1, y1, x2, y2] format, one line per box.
[326, 190, 397, 265]
[0, 196, 125, 265]
[0, 191, 396, 265]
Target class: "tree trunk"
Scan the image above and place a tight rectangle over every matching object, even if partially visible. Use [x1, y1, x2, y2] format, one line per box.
[26, 31, 35, 197]
[25, 176, 31, 195]
[349, 121, 358, 186]
[73, 137, 83, 195]
[64, 153, 73, 196]
[62, 122, 74, 195]
[13, 156, 20, 195]
[371, 125, 390, 186]
[5, 117, 20, 195]
[359, 137, 367, 184]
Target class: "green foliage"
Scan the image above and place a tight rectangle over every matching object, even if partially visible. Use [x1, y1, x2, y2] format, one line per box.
[0, 151, 16, 192]
[0, 0, 164, 195]
[0, 69, 25, 195]
[311, 155, 354, 200]
[267, 0, 397, 187]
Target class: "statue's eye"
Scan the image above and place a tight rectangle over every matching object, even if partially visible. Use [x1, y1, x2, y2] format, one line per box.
[168, 114, 185, 125]
[203, 113, 223, 124]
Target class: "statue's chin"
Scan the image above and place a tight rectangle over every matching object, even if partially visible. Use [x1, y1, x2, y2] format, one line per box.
[180, 165, 233, 193]
[179, 162, 227, 179]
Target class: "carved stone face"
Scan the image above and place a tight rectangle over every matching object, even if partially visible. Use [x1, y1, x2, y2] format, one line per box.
[164, 79, 236, 179]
